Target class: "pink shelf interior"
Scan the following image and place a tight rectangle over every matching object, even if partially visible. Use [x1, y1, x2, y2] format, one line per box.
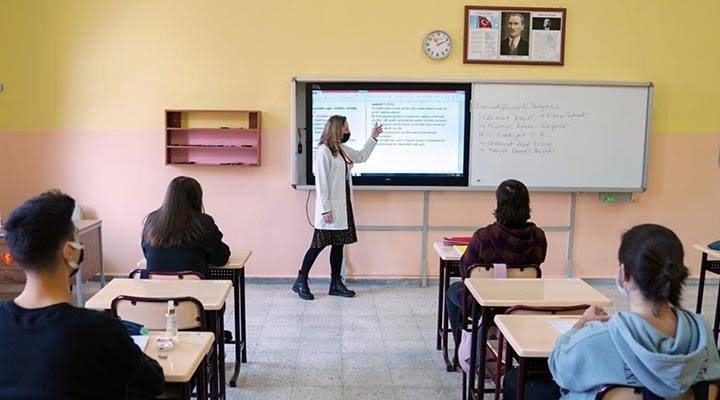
[169, 130, 258, 147]
[168, 147, 259, 165]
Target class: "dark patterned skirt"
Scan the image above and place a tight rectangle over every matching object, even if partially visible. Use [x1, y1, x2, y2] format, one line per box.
[311, 179, 358, 248]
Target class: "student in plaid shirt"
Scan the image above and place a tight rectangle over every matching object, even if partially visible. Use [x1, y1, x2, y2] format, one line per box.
[446, 179, 547, 347]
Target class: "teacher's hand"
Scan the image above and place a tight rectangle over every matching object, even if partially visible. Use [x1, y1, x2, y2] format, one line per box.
[322, 211, 333, 223]
[371, 122, 384, 139]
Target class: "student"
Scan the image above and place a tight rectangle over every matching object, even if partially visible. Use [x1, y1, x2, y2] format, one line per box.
[544, 224, 720, 399]
[0, 191, 164, 400]
[292, 115, 383, 300]
[142, 176, 230, 278]
[446, 179, 547, 347]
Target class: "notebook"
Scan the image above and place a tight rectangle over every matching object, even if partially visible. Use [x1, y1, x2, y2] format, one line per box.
[131, 335, 149, 351]
[548, 319, 579, 334]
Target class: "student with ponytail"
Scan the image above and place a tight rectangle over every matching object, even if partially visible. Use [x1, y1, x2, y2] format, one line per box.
[540, 224, 720, 400]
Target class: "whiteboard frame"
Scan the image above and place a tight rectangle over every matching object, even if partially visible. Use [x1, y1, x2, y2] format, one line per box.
[291, 76, 653, 193]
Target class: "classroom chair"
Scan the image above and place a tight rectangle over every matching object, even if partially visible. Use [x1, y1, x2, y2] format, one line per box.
[453, 264, 542, 371]
[128, 269, 205, 280]
[111, 296, 212, 400]
[493, 304, 590, 400]
[595, 382, 718, 400]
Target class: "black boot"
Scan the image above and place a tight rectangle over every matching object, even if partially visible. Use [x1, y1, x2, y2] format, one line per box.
[329, 275, 355, 297]
[292, 271, 314, 300]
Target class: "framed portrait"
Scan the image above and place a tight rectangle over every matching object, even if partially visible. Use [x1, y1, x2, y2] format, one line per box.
[464, 6, 566, 65]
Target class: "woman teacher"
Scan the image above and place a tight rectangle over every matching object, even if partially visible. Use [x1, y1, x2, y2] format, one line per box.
[293, 115, 383, 300]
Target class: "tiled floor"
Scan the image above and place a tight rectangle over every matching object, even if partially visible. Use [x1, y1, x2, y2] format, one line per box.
[1, 278, 718, 399]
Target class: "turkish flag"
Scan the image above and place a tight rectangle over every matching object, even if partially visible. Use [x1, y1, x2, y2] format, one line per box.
[477, 16, 492, 28]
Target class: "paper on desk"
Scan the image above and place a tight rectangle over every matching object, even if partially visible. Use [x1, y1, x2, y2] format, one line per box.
[131, 335, 149, 351]
[453, 245, 467, 254]
[548, 319, 579, 334]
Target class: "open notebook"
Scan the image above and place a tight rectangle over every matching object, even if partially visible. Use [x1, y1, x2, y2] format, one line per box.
[548, 319, 579, 334]
[131, 335, 149, 351]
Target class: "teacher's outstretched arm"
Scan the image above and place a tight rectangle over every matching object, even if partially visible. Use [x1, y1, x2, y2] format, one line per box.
[342, 123, 383, 163]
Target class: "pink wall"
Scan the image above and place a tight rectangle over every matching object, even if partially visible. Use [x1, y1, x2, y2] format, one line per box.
[1, 129, 718, 278]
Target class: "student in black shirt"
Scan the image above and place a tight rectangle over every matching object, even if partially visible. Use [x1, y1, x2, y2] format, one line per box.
[0, 190, 164, 400]
[142, 176, 230, 278]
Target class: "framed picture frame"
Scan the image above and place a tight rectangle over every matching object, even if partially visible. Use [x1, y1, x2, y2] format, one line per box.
[463, 6, 566, 65]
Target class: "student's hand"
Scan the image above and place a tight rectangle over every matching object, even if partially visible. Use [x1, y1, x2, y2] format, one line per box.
[322, 212, 333, 223]
[574, 305, 609, 329]
[371, 123, 383, 139]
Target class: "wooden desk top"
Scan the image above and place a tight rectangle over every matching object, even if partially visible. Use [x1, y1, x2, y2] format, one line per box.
[464, 278, 612, 307]
[143, 331, 214, 382]
[136, 248, 251, 270]
[85, 278, 232, 311]
[694, 244, 720, 259]
[494, 315, 572, 358]
[432, 242, 463, 261]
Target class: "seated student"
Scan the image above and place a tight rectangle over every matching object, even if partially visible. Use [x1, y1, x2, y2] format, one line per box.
[446, 179, 547, 346]
[541, 224, 720, 400]
[142, 176, 230, 277]
[0, 191, 164, 400]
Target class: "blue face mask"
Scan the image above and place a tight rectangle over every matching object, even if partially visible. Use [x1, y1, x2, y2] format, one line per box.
[341, 132, 351, 143]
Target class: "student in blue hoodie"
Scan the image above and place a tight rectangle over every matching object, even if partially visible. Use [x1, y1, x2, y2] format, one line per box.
[544, 224, 720, 399]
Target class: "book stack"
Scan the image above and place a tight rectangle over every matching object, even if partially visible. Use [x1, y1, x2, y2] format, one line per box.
[442, 236, 471, 246]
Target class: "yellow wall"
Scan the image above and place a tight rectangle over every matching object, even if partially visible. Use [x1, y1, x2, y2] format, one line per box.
[1, 0, 719, 277]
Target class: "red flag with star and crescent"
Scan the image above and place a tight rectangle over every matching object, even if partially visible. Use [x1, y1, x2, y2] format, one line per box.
[477, 16, 492, 28]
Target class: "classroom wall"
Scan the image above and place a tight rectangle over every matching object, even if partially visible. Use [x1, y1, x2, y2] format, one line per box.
[1, 0, 718, 278]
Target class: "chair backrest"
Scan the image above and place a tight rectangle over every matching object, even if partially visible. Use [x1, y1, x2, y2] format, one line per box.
[467, 263, 542, 279]
[507, 304, 590, 316]
[128, 269, 205, 280]
[111, 295, 205, 331]
[596, 383, 719, 400]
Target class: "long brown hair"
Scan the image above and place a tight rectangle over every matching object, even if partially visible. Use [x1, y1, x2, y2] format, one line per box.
[142, 176, 208, 247]
[319, 115, 346, 157]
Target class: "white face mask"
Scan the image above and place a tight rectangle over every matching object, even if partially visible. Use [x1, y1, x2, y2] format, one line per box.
[616, 265, 628, 298]
[67, 241, 84, 277]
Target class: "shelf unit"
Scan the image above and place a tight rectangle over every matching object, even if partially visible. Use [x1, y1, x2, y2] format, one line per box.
[165, 109, 261, 166]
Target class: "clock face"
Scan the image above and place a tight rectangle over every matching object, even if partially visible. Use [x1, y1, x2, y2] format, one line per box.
[423, 30, 451, 60]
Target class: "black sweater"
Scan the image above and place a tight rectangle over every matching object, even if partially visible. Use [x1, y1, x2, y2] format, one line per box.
[0, 301, 164, 400]
[142, 214, 230, 277]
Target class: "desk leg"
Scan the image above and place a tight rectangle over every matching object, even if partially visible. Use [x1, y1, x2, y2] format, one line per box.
[697, 253, 708, 314]
[240, 268, 247, 363]
[229, 269, 245, 388]
[714, 278, 720, 344]
[75, 270, 83, 306]
[98, 225, 106, 287]
[437, 259, 446, 351]
[198, 353, 208, 400]
[516, 357, 527, 400]
[218, 308, 227, 400]
[467, 299, 479, 400]
[208, 313, 219, 400]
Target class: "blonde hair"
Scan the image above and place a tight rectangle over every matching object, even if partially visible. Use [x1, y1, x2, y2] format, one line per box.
[319, 115, 346, 157]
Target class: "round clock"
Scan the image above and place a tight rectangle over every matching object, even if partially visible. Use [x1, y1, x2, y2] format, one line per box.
[423, 30, 452, 60]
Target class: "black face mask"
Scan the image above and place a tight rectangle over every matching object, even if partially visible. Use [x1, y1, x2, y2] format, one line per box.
[341, 132, 351, 143]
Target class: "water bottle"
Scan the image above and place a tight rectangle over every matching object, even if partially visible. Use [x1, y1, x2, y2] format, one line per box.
[165, 300, 178, 339]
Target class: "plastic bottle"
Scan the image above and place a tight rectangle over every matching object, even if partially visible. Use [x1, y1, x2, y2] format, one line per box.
[165, 300, 178, 339]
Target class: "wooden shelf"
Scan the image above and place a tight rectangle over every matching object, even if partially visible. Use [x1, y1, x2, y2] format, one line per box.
[165, 110, 261, 166]
[167, 128, 259, 133]
[167, 145, 257, 149]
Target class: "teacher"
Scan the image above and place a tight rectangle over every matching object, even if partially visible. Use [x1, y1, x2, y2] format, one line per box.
[292, 115, 383, 300]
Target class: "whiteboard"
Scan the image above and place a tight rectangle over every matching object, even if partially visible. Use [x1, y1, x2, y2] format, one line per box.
[470, 81, 652, 191]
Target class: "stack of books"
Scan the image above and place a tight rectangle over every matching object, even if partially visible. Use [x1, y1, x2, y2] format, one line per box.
[442, 236, 471, 246]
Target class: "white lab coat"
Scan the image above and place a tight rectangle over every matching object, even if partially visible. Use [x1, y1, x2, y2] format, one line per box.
[313, 137, 377, 230]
